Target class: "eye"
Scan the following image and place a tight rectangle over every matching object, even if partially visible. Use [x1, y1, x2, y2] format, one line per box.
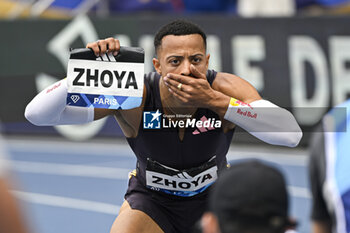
[192, 57, 202, 63]
[170, 59, 180, 65]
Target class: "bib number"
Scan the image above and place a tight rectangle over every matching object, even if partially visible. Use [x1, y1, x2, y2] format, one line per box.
[145, 157, 217, 197]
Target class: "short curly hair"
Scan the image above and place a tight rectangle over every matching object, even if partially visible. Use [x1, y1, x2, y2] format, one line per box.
[154, 19, 207, 54]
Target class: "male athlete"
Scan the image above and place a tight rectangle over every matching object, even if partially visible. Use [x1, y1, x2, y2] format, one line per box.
[309, 99, 350, 233]
[25, 20, 302, 233]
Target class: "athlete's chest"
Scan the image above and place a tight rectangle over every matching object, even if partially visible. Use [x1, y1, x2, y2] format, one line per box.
[136, 109, 225, 167]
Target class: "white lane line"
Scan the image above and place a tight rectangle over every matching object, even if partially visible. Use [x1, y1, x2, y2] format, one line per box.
[288, 186, 311, 199]
[12, 191, 120, 215]
[6, 139, 134, 157]
[6, 138, 308, 165]
[12, 187, 309, 219]
[10, 161, 131, 179]
[11, 161, 311, 198]
[8, 146, 133, 157]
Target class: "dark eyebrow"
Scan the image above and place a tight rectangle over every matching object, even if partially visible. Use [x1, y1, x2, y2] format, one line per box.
[189, 54, 204, 59]
[166, 55, 184, 61]
[189, 54, 204, 58]
[166, 54, 204, 61]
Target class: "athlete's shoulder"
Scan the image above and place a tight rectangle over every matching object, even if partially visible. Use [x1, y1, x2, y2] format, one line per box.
[144, 72, 161, 80]
[212, 72, 261, 103]
[212, 72, 256, 94]
[144, 72, 160, 90]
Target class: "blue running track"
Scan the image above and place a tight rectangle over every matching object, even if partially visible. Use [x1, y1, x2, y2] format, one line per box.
[5, 137, 311, 233]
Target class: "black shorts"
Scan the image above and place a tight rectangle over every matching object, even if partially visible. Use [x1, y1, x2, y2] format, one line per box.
[125, 175, 209, 233]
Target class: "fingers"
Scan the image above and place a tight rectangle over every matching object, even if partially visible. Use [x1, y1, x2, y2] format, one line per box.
[165, 65, 206, 86]
[164, 76, 191, 95]
[165, 72, 206, 95]
[167, 85, 191, 104]
[164, 69, 212, 107]
[164, 75, 182, 88]
[98, 40, 108, 55]
[86, 37, 120, 57]
[165, 73, 192, 86]
[86, 42, 99, 56]
[164, 72, 205, 96]
[164, 76, 191, 100]
[105, 37, 120, 56]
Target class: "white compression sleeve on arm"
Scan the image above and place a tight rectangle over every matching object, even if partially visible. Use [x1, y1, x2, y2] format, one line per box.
[224, 98, 302, 147]
[25, 79, 94, 126]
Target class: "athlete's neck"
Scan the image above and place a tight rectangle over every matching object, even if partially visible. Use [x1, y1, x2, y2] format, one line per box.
[159, 77, 196, 116]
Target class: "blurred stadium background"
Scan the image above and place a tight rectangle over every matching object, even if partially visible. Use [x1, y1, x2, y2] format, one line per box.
[1, 0, 350, 232]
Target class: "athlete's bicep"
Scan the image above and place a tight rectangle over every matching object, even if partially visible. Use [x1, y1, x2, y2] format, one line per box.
[110, 84, 147, 137]
[94, 108, 116, 120]
[116, 84, 146, 125]
[95, 82, 146, 120]
[212, 72, 261, 104]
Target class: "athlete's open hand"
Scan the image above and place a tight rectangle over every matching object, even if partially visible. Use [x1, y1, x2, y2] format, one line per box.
[86, 37, 120, 57]
[164, 65, 217, 108]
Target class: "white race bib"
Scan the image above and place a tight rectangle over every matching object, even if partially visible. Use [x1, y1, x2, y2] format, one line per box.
[66, 48, 144, 109]
[145, 157, 218, 197]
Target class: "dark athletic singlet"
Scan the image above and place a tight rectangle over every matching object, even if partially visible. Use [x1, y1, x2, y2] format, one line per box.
[126, 70, 235, 187]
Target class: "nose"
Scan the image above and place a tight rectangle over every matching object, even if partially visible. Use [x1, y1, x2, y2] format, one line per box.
[180, 60, 191, 76]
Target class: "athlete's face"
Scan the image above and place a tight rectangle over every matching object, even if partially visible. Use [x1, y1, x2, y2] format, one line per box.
[153, 34, 210, 77]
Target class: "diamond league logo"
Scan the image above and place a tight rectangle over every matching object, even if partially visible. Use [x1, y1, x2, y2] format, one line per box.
[70, 95, 80, 103]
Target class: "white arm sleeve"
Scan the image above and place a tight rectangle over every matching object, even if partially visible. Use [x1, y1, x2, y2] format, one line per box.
[224, 99, 302, 147]
[24, 79, 94, 126]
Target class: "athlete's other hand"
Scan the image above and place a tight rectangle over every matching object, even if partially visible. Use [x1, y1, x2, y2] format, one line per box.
[86, 38, 120, 57]
[164, 65, 217, 108]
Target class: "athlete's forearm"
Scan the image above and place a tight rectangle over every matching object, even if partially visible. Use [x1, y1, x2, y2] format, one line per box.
[24, 79, 94, 126]
[208, 92, 303, 147]
[206, 90, 231, 117]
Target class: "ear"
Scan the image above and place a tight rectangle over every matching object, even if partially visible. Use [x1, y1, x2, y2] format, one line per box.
[201, 212, 220, 233]
[206, 54, 210, 70]
[153, 58, 161, 75]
